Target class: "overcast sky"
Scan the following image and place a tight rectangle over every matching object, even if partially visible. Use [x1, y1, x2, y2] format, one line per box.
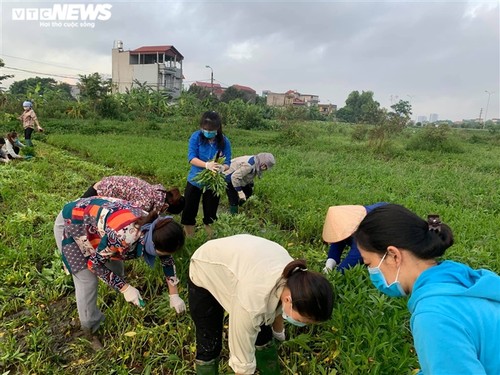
[1, 0, 498, 121]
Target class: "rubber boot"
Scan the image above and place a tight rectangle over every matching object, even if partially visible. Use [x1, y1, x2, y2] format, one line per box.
[195, 358, 218, 375]
[25, 139, 33, 147]
[184, 225, 195, 238]
[229, 205, 238, 215]
[255, 342, 280, 375]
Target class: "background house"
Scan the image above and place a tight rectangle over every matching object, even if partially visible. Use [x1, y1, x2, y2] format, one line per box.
[265, 90, 320, 107]
[111, 40, 183, 98]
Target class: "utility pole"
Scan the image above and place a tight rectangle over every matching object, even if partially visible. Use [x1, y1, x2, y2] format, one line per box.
[205, 65, 214, 96]
[484, 90, 495, 128]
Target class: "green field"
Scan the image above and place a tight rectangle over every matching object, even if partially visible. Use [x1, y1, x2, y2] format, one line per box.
[1, 118, 499, 374]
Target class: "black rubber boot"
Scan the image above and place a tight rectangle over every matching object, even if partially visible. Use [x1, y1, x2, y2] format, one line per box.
[229, 205, 238, 215]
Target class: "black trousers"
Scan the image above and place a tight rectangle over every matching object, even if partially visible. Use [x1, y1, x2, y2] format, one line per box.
[24, 127, 34, 140]
[188, 279, 272, 361]
[181, 182, 219, 226]
[226, 183, 254, 207]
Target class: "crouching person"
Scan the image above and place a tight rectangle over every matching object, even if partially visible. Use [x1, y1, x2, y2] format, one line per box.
[224, 153, 275, 214]
[188, 234, 334, 374]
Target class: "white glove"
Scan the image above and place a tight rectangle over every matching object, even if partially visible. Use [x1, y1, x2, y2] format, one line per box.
[205, 161, 223, 172]
[237, 191, 246, 201]
[121, 285, 144, 307]
[323, 258, 337, 274]
[272, 327, 286, 342]
[169, 294, 186, 314]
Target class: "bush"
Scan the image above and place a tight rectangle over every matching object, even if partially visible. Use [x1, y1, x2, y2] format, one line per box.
[351, 125, 369, 141]
[406, 125, 464, 153]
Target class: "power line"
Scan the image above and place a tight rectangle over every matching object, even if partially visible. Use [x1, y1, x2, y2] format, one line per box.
[4, 66, 80, 80]
[0, 53, 93, 73]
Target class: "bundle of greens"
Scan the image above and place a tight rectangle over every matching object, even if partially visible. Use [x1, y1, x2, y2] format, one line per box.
[193, 156, 227, 197]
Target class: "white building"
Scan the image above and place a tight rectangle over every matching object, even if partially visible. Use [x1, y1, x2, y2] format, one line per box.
[111, 40, 184, 98]
[429, 113, 439, 122]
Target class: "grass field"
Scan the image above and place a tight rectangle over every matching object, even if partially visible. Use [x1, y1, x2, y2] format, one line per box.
[1, 118, 499, 374]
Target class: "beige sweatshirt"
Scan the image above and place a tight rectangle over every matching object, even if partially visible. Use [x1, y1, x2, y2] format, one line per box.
[189, 234, 293, 374]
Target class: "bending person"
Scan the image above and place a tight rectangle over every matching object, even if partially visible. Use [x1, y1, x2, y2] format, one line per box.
[81, 175, 185, 214]
[189, 234, 334, 375]
[224, 153, 275, 214]
[354, 204, 500, 375]
[58, 197, 186, 346]
[322, 202, 387, 273]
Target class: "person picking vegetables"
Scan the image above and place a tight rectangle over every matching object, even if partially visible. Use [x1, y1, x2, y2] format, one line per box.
[181, 111, 231, 238]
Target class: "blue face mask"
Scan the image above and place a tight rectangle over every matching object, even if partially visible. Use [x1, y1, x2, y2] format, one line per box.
[201, 129, 217, 139]
[368, 252, 407, 298]
[282, 301, 307, 327]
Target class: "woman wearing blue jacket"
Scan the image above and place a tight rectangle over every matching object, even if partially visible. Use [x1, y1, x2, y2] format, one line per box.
[354, 204, 500, 375]
[181, 111, 231, 238]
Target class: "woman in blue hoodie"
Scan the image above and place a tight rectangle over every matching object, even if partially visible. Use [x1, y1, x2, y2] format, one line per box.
[354, 204, 500, 375]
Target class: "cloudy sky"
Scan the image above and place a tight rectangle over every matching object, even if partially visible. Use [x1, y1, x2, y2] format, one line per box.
[1, 0, 498, 121]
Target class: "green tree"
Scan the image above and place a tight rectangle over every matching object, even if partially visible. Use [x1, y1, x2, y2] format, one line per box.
[78, 73, 112, 115]
[78, 73, 111, 101]
[336, 90, 383, 124]
[220, 86, 251, 103]
[187, 85, 212, 101]
[9, 77, 72, 97]
[0, 58, 13, 88]
[390, 100, 412, 120]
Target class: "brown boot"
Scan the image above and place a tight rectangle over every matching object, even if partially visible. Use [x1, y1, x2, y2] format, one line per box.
[184, 225, 195, 238]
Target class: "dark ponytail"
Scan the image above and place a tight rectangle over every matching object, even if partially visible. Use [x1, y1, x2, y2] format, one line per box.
[283, 259, 333, 322]
[354, 204, 454, 260]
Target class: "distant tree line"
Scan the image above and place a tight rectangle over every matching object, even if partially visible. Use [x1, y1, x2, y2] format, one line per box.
[0, 58, 497, 132]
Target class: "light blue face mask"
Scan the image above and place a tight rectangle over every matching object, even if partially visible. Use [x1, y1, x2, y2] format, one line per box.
[282, 301, 307, 327]
[368, 252, 407, 298]
[201, 129, 217, 139]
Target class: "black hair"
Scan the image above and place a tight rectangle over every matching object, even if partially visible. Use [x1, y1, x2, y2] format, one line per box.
[164, 187, 185, 215]
[354, 204, 454, 260]
[136, 213, 185, 254]
[199, 111, 225, 151]
[283, 259, 334, 322]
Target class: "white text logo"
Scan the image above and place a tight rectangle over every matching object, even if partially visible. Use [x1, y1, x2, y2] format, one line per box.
[12, 4, 112, 21]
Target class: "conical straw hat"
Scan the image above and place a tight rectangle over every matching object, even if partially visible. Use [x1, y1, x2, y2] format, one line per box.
[322, 205, 367, 243]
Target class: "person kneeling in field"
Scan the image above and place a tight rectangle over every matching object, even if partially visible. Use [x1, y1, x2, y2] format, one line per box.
[58, 197, 186, 348]
[189, 234, 334, 375]
[321, 202, 387, 273]
[354, 204, 500, 375]
[224, 153, 275, 214]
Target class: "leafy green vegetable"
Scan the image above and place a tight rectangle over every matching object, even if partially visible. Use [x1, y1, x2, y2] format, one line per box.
[192, 156, 227, 197]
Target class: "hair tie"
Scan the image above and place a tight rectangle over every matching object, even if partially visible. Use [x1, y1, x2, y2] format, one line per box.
[292, 266, 308, 274]
[427, 215, 441, 233]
